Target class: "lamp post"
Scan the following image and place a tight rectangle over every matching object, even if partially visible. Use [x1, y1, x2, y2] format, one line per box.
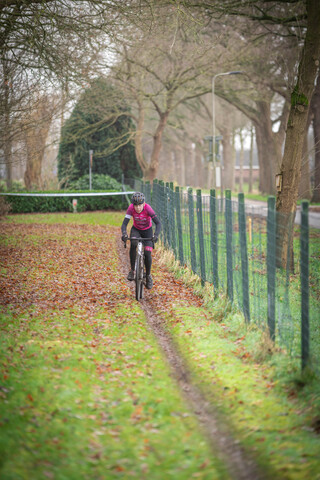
[212, 71, 242, 190]
[89, 149, 93, 190]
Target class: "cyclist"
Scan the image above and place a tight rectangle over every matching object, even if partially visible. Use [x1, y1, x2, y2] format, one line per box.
[121, 192, 161, 290]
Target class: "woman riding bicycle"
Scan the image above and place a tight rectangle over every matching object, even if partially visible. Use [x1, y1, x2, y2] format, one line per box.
[121, 192, 161, 290]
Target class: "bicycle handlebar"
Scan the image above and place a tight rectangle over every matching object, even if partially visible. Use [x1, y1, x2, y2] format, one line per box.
[123, 237, 154, 248]
[130, 237, 154, 241]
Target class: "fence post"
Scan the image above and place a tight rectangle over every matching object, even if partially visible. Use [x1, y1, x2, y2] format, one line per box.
[169, 182, 176, 254]
[188, 188, 197, 273]
[196, 189, 206, 285]
[145, 181, 151, 205]
[175, 186, 184, 264]
[267, 196, 276, 341]
[165, 183, 170, 247]
[153, 179, 158, 213]
[159, 181, 166, 246]
[225, 190, 233, 302]
[210, 189, 218, 295]
[238, 193, 250, 322]
[301, 201, 309, 370]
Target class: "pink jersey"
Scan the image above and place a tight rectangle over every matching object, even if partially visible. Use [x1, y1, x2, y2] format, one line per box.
[125, 203, 156, 230]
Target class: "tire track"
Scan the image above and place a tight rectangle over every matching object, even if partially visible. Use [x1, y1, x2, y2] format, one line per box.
[118, 238, 268, 480]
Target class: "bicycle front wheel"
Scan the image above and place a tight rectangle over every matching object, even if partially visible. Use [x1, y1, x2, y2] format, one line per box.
[139, 255, 144, 300]
[135, 255, 142, 301]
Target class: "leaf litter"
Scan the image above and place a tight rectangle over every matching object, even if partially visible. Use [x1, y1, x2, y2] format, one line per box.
[0, 221, 227, 480]
[1, 220, 319, 480]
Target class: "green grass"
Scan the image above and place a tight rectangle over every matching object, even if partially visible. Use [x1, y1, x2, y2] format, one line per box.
[1, 211, 319, 480]
[0, 213, 226, 480]
[154, 249, 320, 479]
[0, 307, 226, 480]
[166, 203, 320, 366]
[4, 210, 125, 226]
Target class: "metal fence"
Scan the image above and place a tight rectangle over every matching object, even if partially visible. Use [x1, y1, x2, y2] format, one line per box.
[128, 179, 319, 373]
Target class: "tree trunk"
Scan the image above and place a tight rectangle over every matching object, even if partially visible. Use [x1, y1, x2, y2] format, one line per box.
[239, 129, 244, 193]
[276, 0, 320, 269]
[249, 126, 254, 193]
[174, 144, 184, 186]
[3, 69, 13, 190]
[24, 148, 44, 189]
[220, 126, 233, 190]
[311, 73, 320, 202]
[24, 97, 52, 190]
[254, 102, 277, 195]
[184, 140, 195, 187]
[206, 162, 214, 191]
[134, 104, 148, 178]
[159, 144, 173, 182]
[194, 140, 204, 188]
[298, 110, 312, 200]
[4, 139, 12, 190]
[145, 112, 169, 182]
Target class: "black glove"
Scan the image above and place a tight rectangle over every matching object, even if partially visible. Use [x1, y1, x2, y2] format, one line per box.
[122, 233, 128, 242]
[152, 235, 158, 243]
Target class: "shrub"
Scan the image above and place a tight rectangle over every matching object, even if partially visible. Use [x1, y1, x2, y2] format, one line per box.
[68, 174, 122, 191]
[3, 190, 126, 214]
[0, 197, 12, 217]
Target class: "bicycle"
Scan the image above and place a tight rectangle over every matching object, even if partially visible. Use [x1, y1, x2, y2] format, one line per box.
[123, 237, 154, 301]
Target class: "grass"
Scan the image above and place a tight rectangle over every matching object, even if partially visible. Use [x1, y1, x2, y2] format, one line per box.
[166, 201, 320, 366]
[1, 306, 226, 480]
[0, 214, 227, 480]
[1, 211, 320, 480]
[154, 247, 320, 479]
[3, 210, 124, 226]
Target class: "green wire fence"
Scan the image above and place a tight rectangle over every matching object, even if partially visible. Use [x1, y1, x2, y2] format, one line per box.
[124, 178, 320, 373]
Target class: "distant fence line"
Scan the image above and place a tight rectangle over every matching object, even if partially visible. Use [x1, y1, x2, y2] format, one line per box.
[127, 178, 319, 373]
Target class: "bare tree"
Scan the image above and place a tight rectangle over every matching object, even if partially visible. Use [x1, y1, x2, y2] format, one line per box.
[23, 95, 56, 189]
[179, 0, 318, 267]
[0, 57, 40, 188]
[105, 8, 234, 181]
[0, 0, 114, 187]
[215, 25, 297, 194]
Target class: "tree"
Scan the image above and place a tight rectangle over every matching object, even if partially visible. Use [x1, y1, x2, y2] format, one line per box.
[311, 73, 320, 202]
[276, 0, 320, 268]
[179, 0, 319, 268]
[0, 0, 116, 187]
[106, 8, 233, 181]
[23, 95, 55, 189]
[58, 78, 141, 186]
[0, 56, 37, 188]
[213, 25, 296, 194]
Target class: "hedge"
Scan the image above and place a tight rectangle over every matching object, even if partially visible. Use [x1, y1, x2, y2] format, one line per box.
[1, 191, 127, 214]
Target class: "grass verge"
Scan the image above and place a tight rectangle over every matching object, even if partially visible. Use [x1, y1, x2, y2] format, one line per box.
[153, 246, 320, 480]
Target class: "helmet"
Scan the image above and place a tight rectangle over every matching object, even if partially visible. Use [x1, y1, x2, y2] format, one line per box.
[131, 192, 145, 205]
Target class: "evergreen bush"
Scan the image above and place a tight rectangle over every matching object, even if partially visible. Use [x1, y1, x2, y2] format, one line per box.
[3, 190, 126, 214]
[68, 174, 122, 191]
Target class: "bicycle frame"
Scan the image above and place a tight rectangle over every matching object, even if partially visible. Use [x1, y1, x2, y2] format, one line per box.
[124, 237, 154, 301]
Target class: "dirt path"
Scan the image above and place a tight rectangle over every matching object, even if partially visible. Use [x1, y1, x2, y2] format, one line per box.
[118, 239, 267, 480]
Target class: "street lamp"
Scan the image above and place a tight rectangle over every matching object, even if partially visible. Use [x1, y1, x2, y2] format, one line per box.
[212, 71, 242, 190]
[89, 149, 93, 190]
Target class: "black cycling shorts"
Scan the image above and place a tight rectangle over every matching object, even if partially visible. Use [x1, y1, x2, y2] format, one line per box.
[130, 226, 153, 250]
